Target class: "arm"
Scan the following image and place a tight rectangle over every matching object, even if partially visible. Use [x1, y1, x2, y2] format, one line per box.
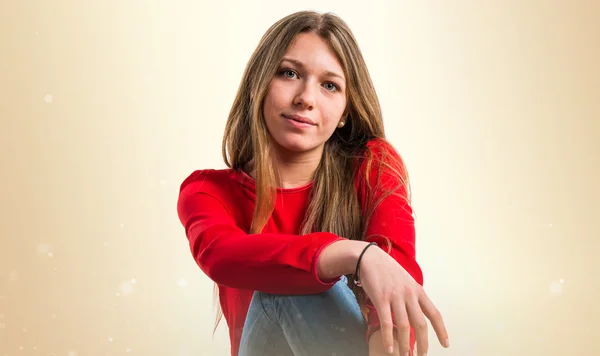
[363, 190, 421, 350]
[176, 171, 345, 294]
[318, 140, 447, 355]
[357, 140, 423, 349]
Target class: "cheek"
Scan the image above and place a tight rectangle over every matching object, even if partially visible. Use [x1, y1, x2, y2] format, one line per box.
[262, 92, 284, 139]
[262, 93, 278, 121]
[263, 84, 285, 117]
[322, 99, 346, 129]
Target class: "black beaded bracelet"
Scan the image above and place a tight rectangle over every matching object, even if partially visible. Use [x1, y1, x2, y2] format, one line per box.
[353, 242, 378, 287]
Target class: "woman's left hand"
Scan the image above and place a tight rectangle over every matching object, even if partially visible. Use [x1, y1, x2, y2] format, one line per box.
[368, 330, 405, 355]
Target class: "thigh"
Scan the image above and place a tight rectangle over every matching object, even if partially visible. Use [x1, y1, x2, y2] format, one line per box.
[238, 291, 294, 356]
[274, 276, 369, 356]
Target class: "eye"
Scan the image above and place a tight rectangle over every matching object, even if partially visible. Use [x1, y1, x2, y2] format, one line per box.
[323, 82, 340, 92]
[280, 69, 298, 79]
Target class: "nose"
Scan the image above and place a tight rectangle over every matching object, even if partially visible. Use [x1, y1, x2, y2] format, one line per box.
[293, 82, 316, 110]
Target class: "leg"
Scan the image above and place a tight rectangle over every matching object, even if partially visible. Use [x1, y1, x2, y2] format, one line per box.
[239, 276, 368, 356]
[238, 291, 294, 356]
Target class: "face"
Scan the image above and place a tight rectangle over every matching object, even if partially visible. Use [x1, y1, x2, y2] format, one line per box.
[262, 32, 347, 157]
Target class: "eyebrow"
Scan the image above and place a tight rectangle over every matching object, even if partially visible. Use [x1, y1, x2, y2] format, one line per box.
[281, 57, 345, 82]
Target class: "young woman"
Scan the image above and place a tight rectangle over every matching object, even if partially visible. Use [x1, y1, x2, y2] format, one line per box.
[177, 10, 449, 356]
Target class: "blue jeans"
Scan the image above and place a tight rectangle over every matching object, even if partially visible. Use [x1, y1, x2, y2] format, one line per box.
[238, 276, 369, 356]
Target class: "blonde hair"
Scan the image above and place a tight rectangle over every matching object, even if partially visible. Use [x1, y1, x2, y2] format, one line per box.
[217, 10, 410, 333]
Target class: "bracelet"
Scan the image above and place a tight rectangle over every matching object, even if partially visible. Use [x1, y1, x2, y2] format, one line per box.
[353, 242, 378, 287]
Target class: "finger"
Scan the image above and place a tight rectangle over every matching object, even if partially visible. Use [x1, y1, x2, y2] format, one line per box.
[373, 301, 396, 354]
[419, 292, 449, 348]
[391, 301, 411, 355]
[406, 292, 428, 356]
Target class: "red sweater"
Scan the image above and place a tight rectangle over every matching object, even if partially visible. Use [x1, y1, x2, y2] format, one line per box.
[177, 139, 423, 356]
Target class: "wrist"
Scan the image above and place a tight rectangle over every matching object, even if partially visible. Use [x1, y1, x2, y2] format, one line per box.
[317, 240, 370, 280]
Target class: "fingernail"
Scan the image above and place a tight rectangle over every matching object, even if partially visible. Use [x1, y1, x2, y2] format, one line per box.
[444, 338, 450, 347]
[387, 346, 393, 354]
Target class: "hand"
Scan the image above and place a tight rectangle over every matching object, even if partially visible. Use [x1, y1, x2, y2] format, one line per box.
[359, 246, 449, 356]
[368, 330, 401, 356]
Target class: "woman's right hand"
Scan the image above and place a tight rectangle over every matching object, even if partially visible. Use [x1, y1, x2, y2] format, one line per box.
[358, 244, 449, 356]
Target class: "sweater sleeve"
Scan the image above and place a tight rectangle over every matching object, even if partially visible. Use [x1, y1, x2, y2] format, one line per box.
[176, 170, 345, 294]
[357, 140, 423, 350]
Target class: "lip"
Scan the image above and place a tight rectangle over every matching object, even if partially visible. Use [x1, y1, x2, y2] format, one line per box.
[283, 114, 316, 126]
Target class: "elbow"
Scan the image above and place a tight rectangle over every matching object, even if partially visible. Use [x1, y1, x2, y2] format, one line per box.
[188, 235, 226, 283]
[196, 249, 231, 285]
[195, 244, 247, 288]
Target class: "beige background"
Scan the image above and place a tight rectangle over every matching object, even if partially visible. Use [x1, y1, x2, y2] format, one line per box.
[1, 1, 599, 355]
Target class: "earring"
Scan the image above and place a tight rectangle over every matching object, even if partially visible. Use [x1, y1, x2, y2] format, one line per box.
[337, 121, 345, 128]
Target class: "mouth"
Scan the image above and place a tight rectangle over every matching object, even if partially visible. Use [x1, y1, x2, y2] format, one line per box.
[282, 114, 316, 126]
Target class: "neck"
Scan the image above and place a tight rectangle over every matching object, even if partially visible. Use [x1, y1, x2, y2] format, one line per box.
[274, 155, 321, 189]
[248, 143, 324, 189]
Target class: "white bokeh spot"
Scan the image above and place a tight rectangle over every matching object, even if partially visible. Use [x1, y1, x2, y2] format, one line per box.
[37, 244, 52, 255]
[120, 281, 134, 296]
[178, 278, 188, 288]
[550, 279, 565, 295]
[121, 282, 133, 294]
[44, 94, 53, 103]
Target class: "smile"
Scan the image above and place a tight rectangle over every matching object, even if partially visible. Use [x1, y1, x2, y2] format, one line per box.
[282, 114, 316, 128]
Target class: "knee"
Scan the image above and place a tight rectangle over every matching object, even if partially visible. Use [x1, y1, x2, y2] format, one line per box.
[247, 290, 274, 318]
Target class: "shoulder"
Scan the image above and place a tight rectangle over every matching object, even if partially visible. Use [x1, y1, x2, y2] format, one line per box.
[358, 138, 408, 177]
[178, 168, 234, 196]
[355, 138, 410, 197]
[177, 169, 240, 228]
[363, 138, 403, 162]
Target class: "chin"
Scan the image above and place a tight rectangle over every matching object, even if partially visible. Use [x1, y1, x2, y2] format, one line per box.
[272, 135, 320, 153]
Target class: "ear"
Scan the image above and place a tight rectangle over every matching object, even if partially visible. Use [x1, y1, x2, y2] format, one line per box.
[337, 113, 349, 128]
[337, 110, 349, 128]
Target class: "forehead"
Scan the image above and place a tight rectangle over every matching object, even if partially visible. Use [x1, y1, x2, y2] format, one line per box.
[282, 32, 344, 78]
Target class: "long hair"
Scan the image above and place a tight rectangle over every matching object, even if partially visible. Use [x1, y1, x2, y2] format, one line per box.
[217, 10, 411, 333]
